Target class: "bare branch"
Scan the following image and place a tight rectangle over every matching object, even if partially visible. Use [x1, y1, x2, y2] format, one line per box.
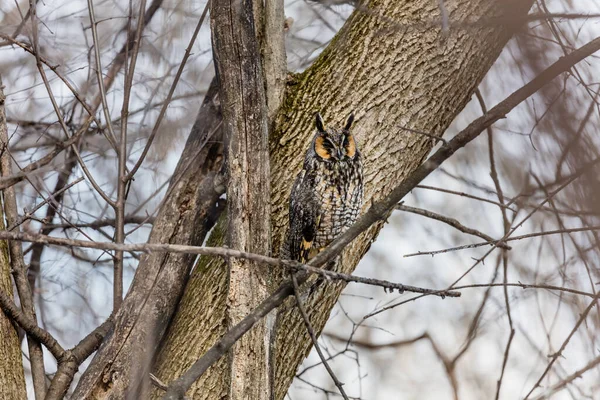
[415, 185, 516, 211]
[292, 275, 350, 400]
[524, 294, 600, 399]
[8, 177, 84, 231]
[529, 353, 600, 400]
[126, 2, 210, 180]
[0, 285, 65, 360]
[0, 229, 460, 297]
[396, 203, 510, 249]
[42, 216, 154, 231]
[403, 225, 600, 257]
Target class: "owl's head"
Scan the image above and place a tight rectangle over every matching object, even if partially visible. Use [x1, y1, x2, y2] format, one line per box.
[312, 112, 358, 162]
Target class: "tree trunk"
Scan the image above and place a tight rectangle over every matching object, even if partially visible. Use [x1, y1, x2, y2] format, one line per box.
[211, 0, 273, 397]
[0, 78, 27, 400]
[151, 0, 534, 398]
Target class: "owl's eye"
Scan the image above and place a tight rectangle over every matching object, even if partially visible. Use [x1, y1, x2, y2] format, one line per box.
[322, 139, 335, 151]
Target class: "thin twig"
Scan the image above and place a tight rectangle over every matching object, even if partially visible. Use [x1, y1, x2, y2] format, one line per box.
[529, 353, 600, 400]
[86, 0, 118, 146]
[126, 1, 210, 180]
[149, 373, 169, 392]
[0, 33, 104, 132]
[475, 88, 514, 400]
[0, 119, 91, 190]
[495, 329, 514, 400]
[415, 185, 516, 211]
[523, 294, 600, 399]
[324, 332, 429, 350]
[8, 177, 84, 230]
[111, 0, 147, 312]
[396, 204, 510, 249]
[41, 216, 154, 230]
[0, 229, 460, 298]
[399, 126, 448, 146]
[403, 225, 600, 257]
[292, 274, 350, 400]
[364, 280, 597, 321]
[451, 282, 596, 299]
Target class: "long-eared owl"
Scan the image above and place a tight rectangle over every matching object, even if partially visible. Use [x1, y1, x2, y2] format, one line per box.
[283, 112, 364, 263]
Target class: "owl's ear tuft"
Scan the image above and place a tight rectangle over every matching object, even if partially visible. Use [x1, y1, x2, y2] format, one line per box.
[315, 112, 326, 133]
[344, 112, 355, 133]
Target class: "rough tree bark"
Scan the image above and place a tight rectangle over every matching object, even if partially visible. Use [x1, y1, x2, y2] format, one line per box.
[259, 0, 287, 119]
[150, 0, 534, 399]
[0, 75, 27, 400]
[211, 0, 273, 397]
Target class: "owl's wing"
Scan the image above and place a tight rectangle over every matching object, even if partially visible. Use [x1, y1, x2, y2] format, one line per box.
[288, 169, 321, 263]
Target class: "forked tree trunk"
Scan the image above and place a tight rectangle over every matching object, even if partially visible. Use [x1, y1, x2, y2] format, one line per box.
[151, 0, 534, 398]
[0, 78, 27, 400]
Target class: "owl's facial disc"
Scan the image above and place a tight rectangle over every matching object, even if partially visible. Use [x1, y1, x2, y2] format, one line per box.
[312, 112, 357, 161]
[314, 132, 356, 161]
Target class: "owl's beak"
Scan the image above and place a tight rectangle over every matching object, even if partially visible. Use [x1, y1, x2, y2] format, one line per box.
[336, 148, 344, 160]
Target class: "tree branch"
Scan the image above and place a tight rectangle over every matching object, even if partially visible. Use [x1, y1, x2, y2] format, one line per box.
[0, 229, 459, 298]
[396, 203, 510, 250]
[291, 275, 349, 400]
[403, 225, 600, 257]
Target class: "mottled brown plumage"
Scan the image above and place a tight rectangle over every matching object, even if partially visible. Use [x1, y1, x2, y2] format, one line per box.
[282, 112, 363, 263]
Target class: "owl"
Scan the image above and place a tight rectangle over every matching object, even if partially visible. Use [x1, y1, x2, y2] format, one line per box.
[283, 112, 364, 263]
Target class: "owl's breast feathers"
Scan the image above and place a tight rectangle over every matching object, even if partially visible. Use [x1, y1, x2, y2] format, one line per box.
[286, 155, 363, 262]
